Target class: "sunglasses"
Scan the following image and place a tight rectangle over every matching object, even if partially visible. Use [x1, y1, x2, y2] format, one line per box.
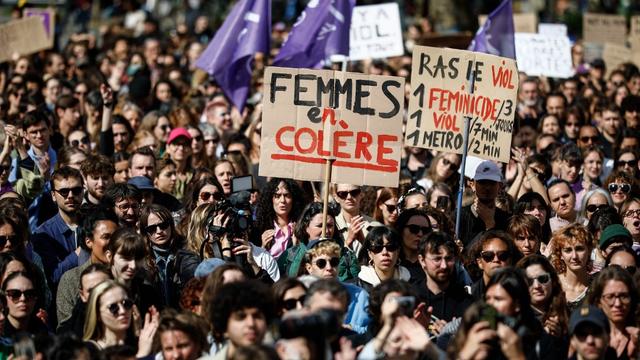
[55, 186, 84, 197]
[282, 296, 306, 310]
[586, 204, 608, 213]
[384, 204, 398, 213]
[579, 136, 599, 143]
[480, 250, 510, 262]
[159, 125, 171, 132]
[70, 137, 90, 147]
[406, 224, 431, 235]
[200, 191, 224, 202]
[621, 265, 637, 275]
[442, 158, 460, 171]
[336, 189, 361, 200]
[608, 183, 631, 193]
[193, 135, 203, 142]
[205, 138, 219, 145]
[105, 298, 134, 316]
[5, 289, 37, 302]
[0, 235, 17, 248]
[527, 273, 551, 286]
[618, 160, 637, 167]
[369, 243, 400, 254]
[144, 220, 171, 234]
[0, 165, 10, 174]
[314, 257, 339, 269]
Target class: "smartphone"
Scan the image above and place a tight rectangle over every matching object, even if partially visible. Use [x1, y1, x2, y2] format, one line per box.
[480, 303, 499, 330]
[232, 175, 253, 193]
[436, 195, 449, 210]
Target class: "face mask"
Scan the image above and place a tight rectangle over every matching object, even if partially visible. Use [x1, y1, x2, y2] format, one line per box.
[127, 64, 141, 76]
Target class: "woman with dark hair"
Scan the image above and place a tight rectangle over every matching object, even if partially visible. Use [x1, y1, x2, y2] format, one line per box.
[514, 192, 552, 245]
[615, 148, 638, 179]
[508, 214, 542, 256]
[352, 226, 410, 292]
[605, 170, 637, 211]
[139, 204, 199, 308]
[373, 188, 399, 226]
[272, 278, 307, 316]
[620, 197, 640, 249]
[395, 208, 432, 283]
[150, 80, 178, 113]
[516, 255, 569, 338]
[2, 270, 47, 337]
[253, 178, 306, 258]
[425, 182, 453, 214]
[186, 125, 214, 171]
[587, 266, 640, 358]
[177, 176, 224, 236]
[605, 245, 640, 276]
[153, 309, 208, 360]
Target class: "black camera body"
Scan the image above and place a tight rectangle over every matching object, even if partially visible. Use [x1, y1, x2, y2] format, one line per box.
[279, 309, 342, 340]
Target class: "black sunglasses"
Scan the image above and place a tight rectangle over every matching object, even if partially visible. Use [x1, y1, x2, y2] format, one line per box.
[336, 189, 361, 200]
[369, 242, 400, 254]
[55, 186, 84, 197]
[406, 224, 431, 235]
[0, 235, 17, 248]
[282, 295, 306, 310]
[314, 257, 339, 269]
[0, 165, 10, 174]
[480, 250, 510, 262]
[608, 183, 631, 194]
[442, 158, 460, 171]
[618, 160, 637, 167]
[384, 204, 398, 213]
[586, 204, 608, 213]
[70, 137, 90, 147]
[193, 135, 203, 142]
[144, 221, 171, 234]
[526, 273, 551, 286]
[106, 298, 134, 316]
[579, 136, 599, 143]
[200, 191, 224, 202]
[5, 289, 37, 301]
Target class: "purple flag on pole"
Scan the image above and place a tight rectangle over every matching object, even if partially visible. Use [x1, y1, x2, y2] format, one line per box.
[468, 0, 516, 59]
[274, 0, 355, 68]
[195, 0, 271, 112]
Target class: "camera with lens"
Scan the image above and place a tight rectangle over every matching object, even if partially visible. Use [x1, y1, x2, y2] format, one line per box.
[279, 309, 342, 340]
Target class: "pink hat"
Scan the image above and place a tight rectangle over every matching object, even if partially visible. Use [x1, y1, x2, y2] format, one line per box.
[167, 127, 192, 145]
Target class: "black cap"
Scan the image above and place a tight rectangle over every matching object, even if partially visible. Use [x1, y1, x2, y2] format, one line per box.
[569, 305, 609, 335]
[590, 59, 606, 69]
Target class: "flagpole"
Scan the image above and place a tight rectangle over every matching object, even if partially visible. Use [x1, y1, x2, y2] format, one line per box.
[455, 69, 475, 239]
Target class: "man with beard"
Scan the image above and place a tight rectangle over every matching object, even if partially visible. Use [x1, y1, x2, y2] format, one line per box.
[548, 179, 580, 232]
[101, 183, 142, 229]
[33, 167, 85, 285]
[517, 77, 541, 120]
[80, 154, 115, 206]
[415, 232, 472, 329]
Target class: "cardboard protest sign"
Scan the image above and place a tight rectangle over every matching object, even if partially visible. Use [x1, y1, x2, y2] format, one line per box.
[631, 16, 640, 37]
[514, 33, 573, 78]
[259, 67, 405, 187]
[23, 7, 55, 47]
[479, 12, 537, 33]
[349, 3, 404, 61]
[0, 17, 50, 63]
[583, 13, 626, 45]
[405, 46, 518, 163]
[602, 43, 631, 76]
[538, 23, 567, 37]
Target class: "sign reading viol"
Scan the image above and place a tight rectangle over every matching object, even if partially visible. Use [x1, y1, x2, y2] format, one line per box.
[405, 46, 518, 163]
[259, 67, 405, 187]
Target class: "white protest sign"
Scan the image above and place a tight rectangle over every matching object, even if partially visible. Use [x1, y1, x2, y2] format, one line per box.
[515, 33, 573, 78]
[349, 3, 404, 61]
[538, 23, 568, 37]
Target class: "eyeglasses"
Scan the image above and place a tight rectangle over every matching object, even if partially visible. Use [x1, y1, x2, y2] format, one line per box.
[608, 183, 631, 194]
[601, 292, 631, 305]
[282, 296, 306, 310]
[623, 209, 640, 218]
[579, 136, 599, 143]
[526, 273, 551, 286]
[369, 242, 400, 254]
[384, 204, 398, 213]
[105, 298, 134, 316]
[54, 186, 84, 197]
[480, 250, 510, 262]
[314, 257, 339, 269]
[586, 204, 608, 213]
[618, 160, 637, 168]
[200, 191, 224, 202]
[144, 220, 171, 234]
[116, 203, 140, 212]
[442, 158, 459, 171]
[0, 235, 17, 248]
[406, 224, 431, 235]
[70, 137, 90, 147]
[336, 189, 361, 200]
[4, 289, 37, 302]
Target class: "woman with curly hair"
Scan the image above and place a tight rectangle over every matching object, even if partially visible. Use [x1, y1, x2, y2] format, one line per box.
[252, 178, 307, 259]
[516, 255, 569, 338]
[549, 223, 594, 312]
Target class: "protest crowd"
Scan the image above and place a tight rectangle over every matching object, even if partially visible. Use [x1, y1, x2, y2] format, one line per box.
[2, 0, 640, 359]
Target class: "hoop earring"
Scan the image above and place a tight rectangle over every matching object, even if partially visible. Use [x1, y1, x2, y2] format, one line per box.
[368, 259, 374, 267]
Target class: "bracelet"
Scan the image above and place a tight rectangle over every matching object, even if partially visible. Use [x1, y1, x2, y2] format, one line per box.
[103, 102, 113, 108]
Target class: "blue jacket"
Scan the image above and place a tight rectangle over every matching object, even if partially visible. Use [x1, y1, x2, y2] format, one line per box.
[343, 282, 370, 334]
[32, 213, 78, 285]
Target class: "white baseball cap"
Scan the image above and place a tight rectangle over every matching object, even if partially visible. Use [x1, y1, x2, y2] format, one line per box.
[473, 160, 503, 182]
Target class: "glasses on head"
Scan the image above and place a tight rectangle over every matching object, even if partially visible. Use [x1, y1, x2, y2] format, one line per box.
[0, 235, 17, 248]
[144, 220, 170, 234]
[70, 137, 90, 147]
[116, 203, 140, 212]
[406, 224, 431, 235]
[480, 250, 510, 262]
[282, 295, 306, 310]
[314, 257, 339, 269]
[4, 289, 37, 302]
[526, 273, 551, 286]
[55, 186, 84, 197]
[105, 298, 134, 316]
[200, 191, 224, 202]
[442, 158, 459, 171]
[579, 136, 599, 143]
[618, 160, 637, 168]
[601, 292, 631, 305]
[369, 242, 400, 254]
[586, 204, 608, 213]
[336, 188, 361, 200]
[608, 183, 631, 194]
[384, 204, 398, 213]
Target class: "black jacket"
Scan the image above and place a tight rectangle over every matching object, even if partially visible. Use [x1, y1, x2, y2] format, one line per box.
[413, 281, 473, 322]
[458, 205, 510, 247]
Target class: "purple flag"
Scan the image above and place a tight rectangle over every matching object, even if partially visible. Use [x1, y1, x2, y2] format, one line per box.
[274, 0, 355, 68]
[195, 0, 271, 111]
[468, 0, 516, 59]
